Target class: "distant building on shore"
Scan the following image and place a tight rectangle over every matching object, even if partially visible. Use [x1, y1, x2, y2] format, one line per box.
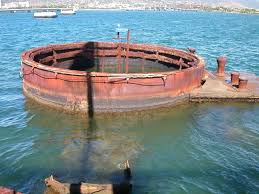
[2, 1, 30, 9]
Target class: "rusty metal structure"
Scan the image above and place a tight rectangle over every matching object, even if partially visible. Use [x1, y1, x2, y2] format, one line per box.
[21, 41, 205, 113]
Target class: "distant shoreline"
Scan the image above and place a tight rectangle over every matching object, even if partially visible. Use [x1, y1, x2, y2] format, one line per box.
[0, 7, 258, 15]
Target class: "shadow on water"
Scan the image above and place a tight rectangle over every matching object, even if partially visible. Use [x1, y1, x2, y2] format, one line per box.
[70, 42, 98, 192]
[76, 42, 96, 175]
[66, 43, 130, 194]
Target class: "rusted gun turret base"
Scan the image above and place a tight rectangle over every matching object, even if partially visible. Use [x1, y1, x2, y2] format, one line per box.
[190, 71, 259, 102]
[21, 42, 205, 113]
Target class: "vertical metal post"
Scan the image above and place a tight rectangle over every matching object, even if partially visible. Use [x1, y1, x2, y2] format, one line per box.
[125, 30, 130, 73]
[179, 58, 183, 71]
[117, 43, 121, 73]
[53, 49, 57, 66]
[142, 58, 145, 73]
[101, 57, 104, 72]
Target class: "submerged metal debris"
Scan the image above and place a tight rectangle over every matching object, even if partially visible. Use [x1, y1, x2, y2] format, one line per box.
[45, 160, 132, 194]
[0, 187, 22, 194]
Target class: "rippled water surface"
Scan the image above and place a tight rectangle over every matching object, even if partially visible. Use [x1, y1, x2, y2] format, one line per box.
[0, 11, 258, 194]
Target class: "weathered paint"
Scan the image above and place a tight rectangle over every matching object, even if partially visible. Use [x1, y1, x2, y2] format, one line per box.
[21, 42, 205, 112]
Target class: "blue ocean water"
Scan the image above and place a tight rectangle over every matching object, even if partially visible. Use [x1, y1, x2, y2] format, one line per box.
[0, 11, 258, 194]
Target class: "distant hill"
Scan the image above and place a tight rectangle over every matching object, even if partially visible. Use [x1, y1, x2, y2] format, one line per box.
[2, 0, 259, 9]
[196, 0, 259, 9]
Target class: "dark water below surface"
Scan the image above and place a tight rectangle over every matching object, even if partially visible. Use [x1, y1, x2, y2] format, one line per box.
[0, 11, 258, 194]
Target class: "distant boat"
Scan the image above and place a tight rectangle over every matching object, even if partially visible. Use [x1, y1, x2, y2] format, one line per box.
[60, 9, 76, 15]
[34, 11, 58, 18]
